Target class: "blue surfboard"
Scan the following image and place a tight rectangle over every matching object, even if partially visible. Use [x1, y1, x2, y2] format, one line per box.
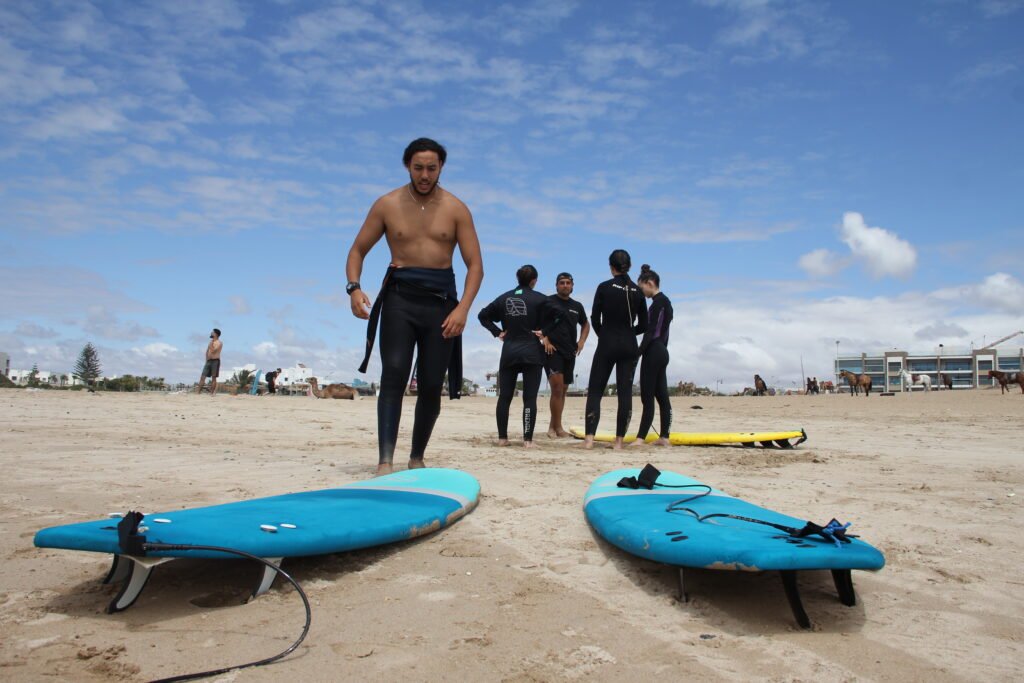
[35, 468, 480, 612]
[249, 369, 262, 395]
[585, 468, 884, 627]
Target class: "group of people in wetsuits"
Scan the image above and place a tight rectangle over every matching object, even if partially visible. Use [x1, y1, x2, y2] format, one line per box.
[478, 249, 674, 450]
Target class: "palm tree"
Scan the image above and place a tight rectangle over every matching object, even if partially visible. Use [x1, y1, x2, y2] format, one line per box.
[231, 369, 255, 393]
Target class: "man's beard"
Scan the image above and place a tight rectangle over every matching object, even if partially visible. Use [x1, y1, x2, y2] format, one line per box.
[410, 179, 438, 196]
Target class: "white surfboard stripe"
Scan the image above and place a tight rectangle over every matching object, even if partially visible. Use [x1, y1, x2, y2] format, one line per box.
[342, 485, 473, 508]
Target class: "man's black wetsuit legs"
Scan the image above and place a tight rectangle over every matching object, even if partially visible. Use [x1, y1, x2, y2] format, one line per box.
[377, 289, 452, 465]
[496, 365, 542, 441]
[636, 344, 671, 439]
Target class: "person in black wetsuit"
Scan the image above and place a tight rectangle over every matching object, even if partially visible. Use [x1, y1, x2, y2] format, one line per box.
[544, 272, 590, 438]
[630, 264, 673, 447]
[346, 138, 484, 476]
[584, 249, 648, 450]
[478, 265, 557, 448]
[265, 368, 282, 395]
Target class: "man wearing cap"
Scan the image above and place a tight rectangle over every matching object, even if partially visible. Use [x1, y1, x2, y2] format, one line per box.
[544, 272, 590, 438]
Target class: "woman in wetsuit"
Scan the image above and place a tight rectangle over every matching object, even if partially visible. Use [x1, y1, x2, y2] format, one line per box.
[631, 264, 673, 447]
[478, 265, 556, 448]
[584, 249, 648, 450]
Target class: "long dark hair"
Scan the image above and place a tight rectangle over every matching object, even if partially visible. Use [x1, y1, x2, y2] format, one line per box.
[608, 249, 631, 273]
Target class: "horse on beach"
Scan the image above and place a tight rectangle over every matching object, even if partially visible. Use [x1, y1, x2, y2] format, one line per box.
[940, 373, 954, 390]
[899, 369, 931, 392]
[753, 374, 768, 396]
[988, 369, 1024, 394]
[838, 370, 872, 397]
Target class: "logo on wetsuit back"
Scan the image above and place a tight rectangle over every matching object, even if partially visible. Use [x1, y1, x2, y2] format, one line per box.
[506, 298, 527, 316]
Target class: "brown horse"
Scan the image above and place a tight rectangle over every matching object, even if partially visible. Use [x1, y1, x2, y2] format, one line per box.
[838, 370, 872, 397]
[988, 370, 1024, 394]
[940, 373, 954, 390]
[819, 380, 835, 394]
[753, 374, 768, 396]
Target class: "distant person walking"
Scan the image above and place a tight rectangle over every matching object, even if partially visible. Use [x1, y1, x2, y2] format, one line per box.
[544, 272, 590, 438]
[631, 264, 673, 447]
[265, 368, 282, 394]
[583, 249, 647, 450]
[196, 328, 222, 395]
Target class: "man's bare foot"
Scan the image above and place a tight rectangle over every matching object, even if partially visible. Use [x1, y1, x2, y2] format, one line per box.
[653, 437, 671, 447]
[524, 440, 536, 449]
[497, 439, 511, 447]
[408, 458, 425, 469]
[376, 462, 394, 476]
[629, 438, 646, 448]
[612, 437, 626, 450]
[556, 429, 570, 438]
[583, 435, 595, 450]
[546, 429, 560, 439]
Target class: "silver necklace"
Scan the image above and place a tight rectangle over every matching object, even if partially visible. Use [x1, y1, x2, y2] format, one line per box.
[407, 184, 441, 211]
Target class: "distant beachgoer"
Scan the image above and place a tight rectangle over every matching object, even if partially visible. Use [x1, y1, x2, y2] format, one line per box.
[478, 265, 557, 448]
[196, 328, 222, 395]
[265, 368, 282, 394]
[347, 137, 484, 476]
[631, 264, 673, 447]
[544, 272, 590, 438]
[584, 249, 648, 450]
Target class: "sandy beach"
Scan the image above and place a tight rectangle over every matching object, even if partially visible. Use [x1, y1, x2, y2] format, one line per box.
[1, 388, 1021, 681]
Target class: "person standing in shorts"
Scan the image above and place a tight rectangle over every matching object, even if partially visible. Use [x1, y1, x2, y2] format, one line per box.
[544, 272, 589, 438]
[196, 328, 222, 395]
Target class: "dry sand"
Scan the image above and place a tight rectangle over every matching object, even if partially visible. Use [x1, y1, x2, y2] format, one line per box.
[0, 387, 1021, 681]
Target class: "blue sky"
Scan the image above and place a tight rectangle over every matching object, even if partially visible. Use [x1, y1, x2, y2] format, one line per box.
[2, 0, 1022, 390]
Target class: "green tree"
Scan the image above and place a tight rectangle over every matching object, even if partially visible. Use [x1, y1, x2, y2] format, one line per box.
[73, 343, 102, 387]
[27, 363, 40, 388]
[230, 369, 255, 393]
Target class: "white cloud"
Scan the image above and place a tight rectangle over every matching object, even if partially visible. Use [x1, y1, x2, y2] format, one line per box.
[915, 321, 969, 340]
[980, 0, 1024, 18]
[132, 342, 179, 358]
[798, 248, 843, 278]
[839, 211, 917, 279]
[973, 272, 1024, 314]
[14, 321, 59, 338]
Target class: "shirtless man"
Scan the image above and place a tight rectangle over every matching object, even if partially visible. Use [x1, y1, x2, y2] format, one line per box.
[347, 138, 484, 476]
[196, 328, 222, 395]
[544, 272, 590, 438]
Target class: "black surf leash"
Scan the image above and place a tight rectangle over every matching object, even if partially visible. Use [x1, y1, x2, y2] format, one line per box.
[617, 464, 855, 548]
[117, 511, 312, 682]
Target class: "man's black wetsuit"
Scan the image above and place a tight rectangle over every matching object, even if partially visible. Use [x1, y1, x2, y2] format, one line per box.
[584, 274, 647, 437]
[635, 292, 673, 439]
[478, 286, 557, 441]
[544, 294, 588, 385]
[359, 266, 462, 465]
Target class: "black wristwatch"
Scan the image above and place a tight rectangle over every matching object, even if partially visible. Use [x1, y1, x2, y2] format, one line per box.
[345, 281, 361, 295]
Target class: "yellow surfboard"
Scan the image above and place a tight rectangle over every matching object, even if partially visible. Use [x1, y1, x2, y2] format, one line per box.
[568, 427, 807, 447]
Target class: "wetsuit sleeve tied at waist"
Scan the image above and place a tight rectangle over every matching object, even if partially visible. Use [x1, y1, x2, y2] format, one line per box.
[358, 265, 463, 399]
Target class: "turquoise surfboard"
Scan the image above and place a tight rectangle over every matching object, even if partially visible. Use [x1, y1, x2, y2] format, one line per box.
[250, 369, 262, 395]
[35, 468, 480, 612]
[585, 468, 884, 627]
